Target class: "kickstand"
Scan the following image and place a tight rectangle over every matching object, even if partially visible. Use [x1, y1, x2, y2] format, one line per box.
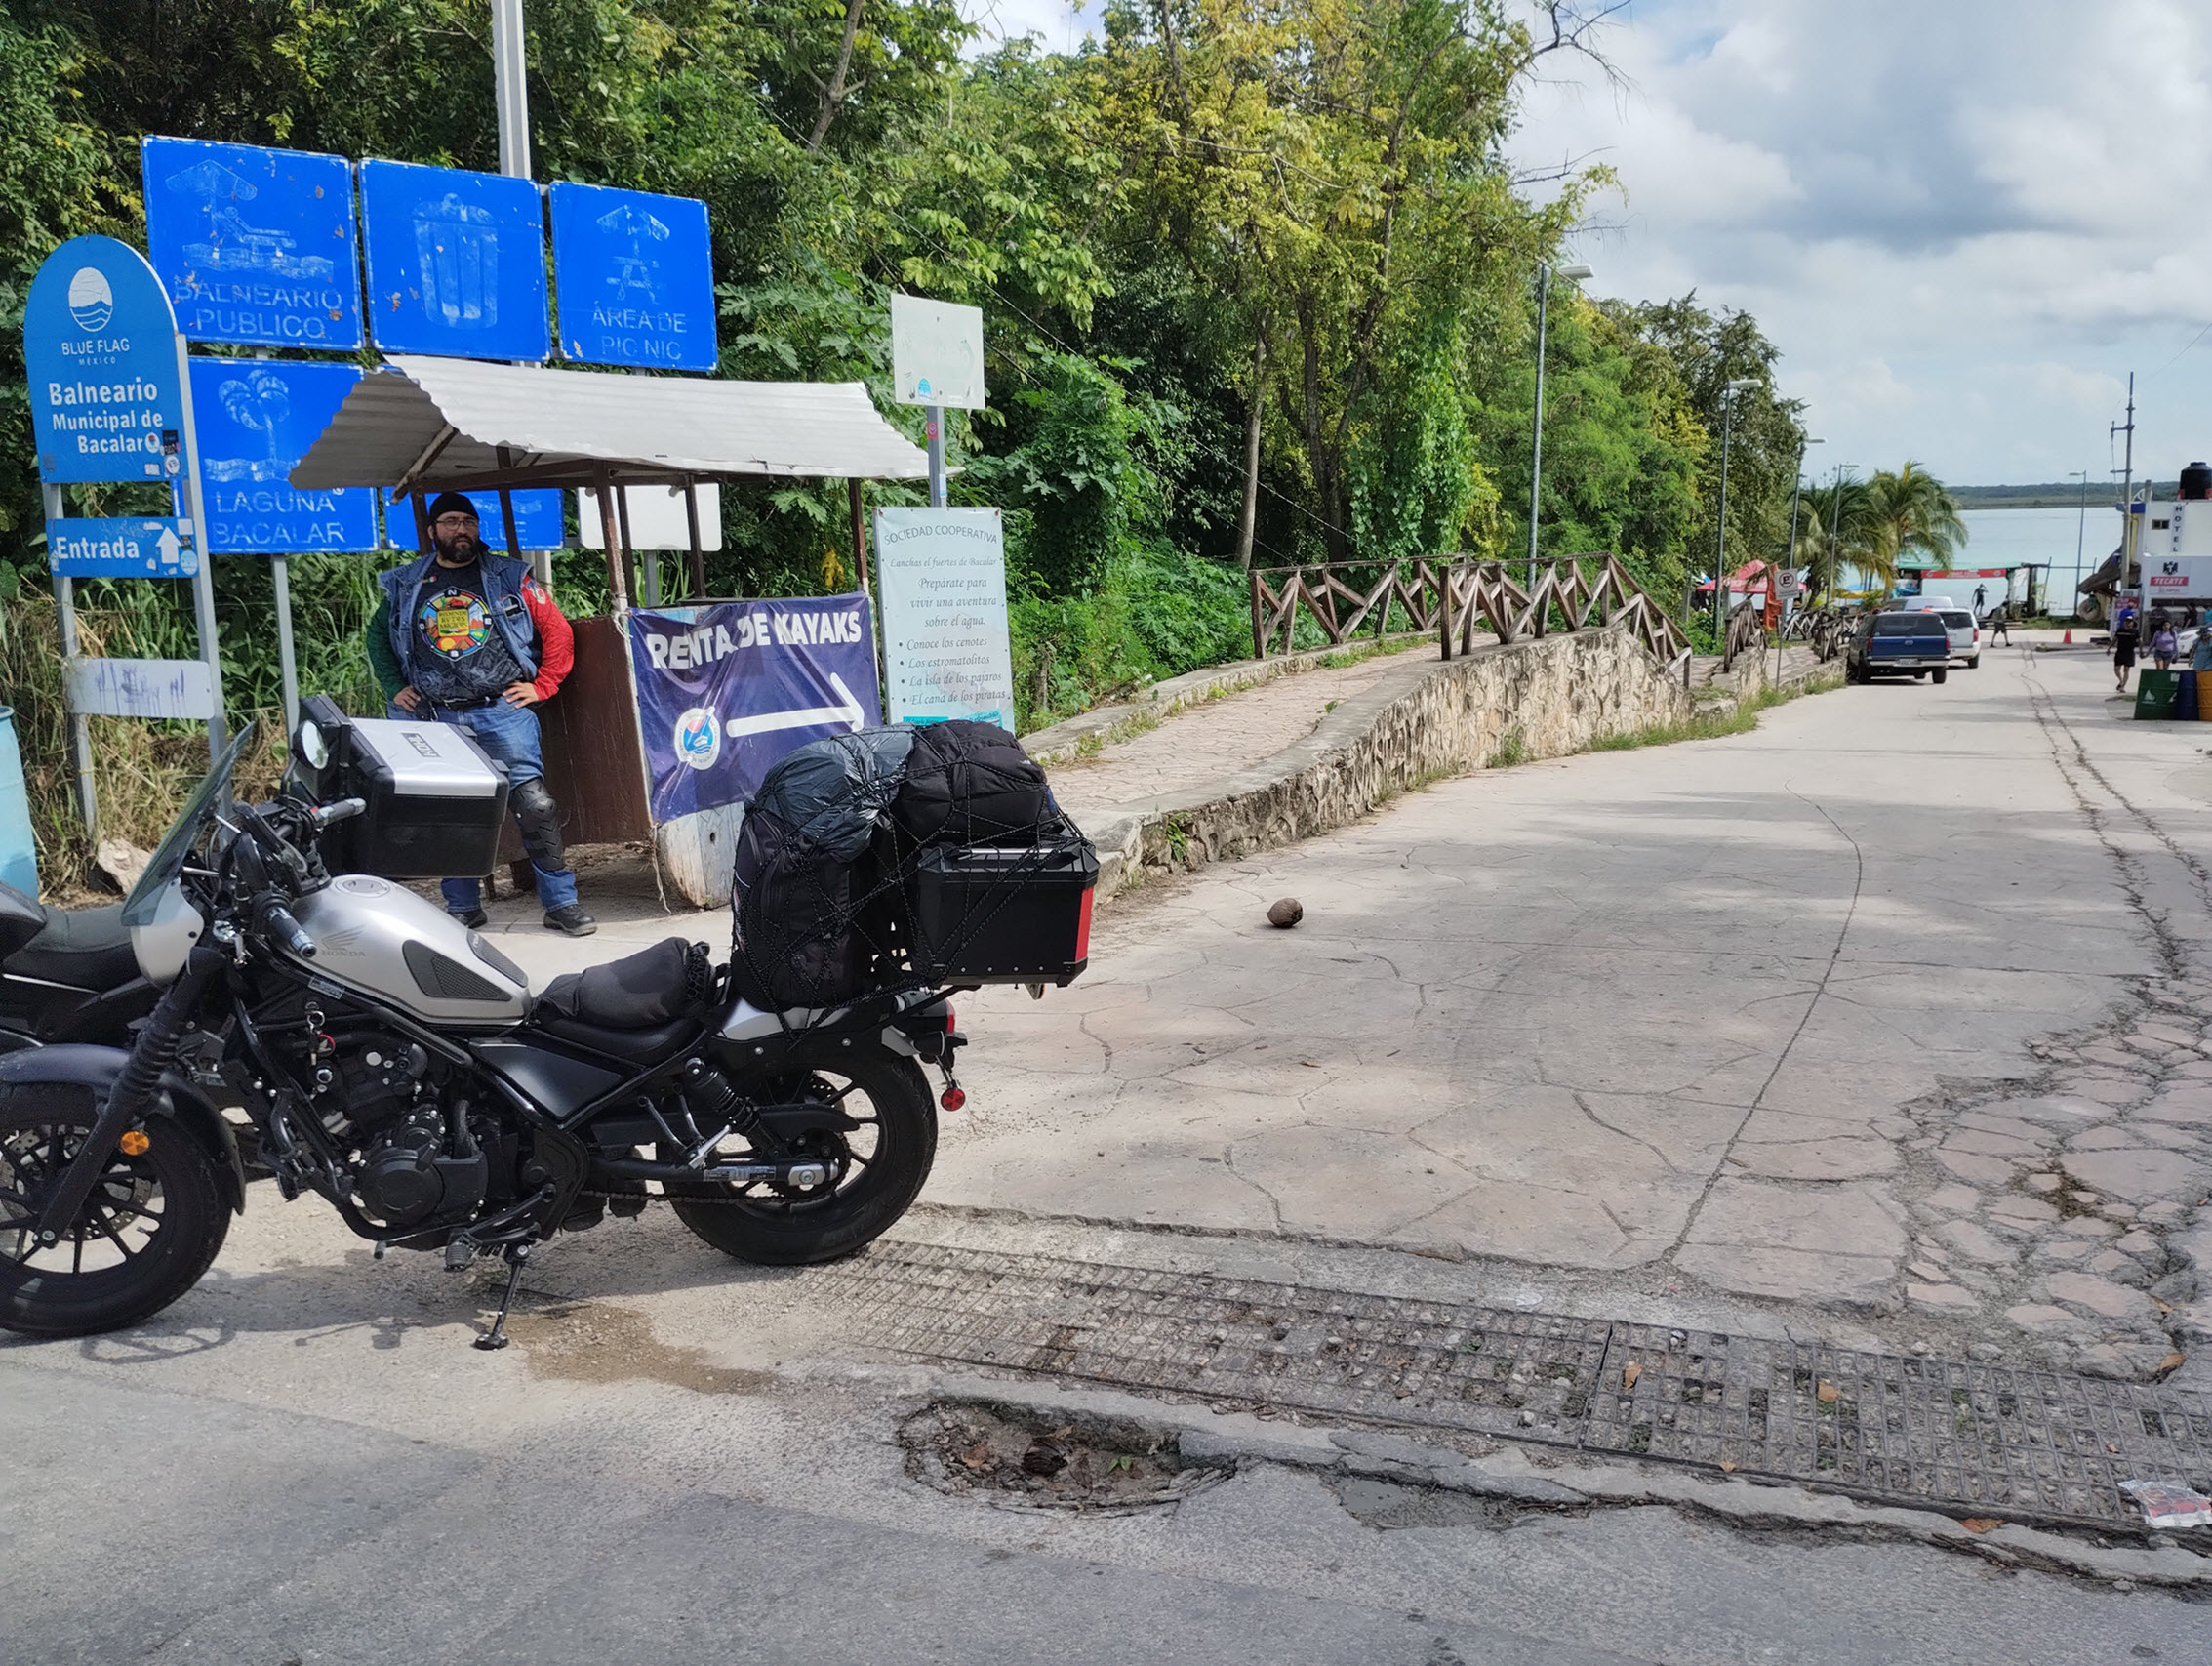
[474, 1242, 531, 1352]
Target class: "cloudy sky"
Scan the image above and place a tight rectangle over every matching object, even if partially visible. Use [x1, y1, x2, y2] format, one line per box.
[972, 0, 2212, 487]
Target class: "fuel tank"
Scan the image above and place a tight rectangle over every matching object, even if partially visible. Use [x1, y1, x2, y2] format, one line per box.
[292, 874, 531, 1026]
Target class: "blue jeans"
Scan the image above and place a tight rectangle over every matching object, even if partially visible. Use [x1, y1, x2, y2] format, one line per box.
[387, 698, 580, 914]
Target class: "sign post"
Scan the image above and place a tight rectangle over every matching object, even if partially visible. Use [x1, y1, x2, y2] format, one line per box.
[24, 233, 228, 845]
[891, 294, 985, 510]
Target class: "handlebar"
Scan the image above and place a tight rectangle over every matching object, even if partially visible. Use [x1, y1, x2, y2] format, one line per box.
[311, 796, 366, 830]
[260, 899, 317, 960]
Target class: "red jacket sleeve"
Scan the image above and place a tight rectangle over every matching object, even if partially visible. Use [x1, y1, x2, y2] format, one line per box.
[523, 576, 574, 700]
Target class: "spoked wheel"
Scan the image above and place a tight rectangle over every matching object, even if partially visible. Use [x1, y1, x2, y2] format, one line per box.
[664, 1047, 936, 1266]
[0, 1084, 228, 1337]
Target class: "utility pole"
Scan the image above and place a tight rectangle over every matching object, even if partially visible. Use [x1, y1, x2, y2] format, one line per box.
[1829, 463, 1857, 606]
[1526, 261, 1591, 592]
[1781, 436, 1821, 681]
[2071, 468, 2088, 618]
[2112, 373, 2138, 623]
[1711, 380, 1754, 642]
[491, 0, 556, 589]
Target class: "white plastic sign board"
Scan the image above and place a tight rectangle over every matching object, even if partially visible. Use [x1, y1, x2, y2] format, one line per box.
[873, 507, 1016, 730]
[576, 483, 722, 551]
[890, 294, 985, 410]
[65, 657, 217, 719]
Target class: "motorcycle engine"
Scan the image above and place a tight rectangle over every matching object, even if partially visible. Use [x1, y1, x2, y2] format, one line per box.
[305, 1036, 495, 1232]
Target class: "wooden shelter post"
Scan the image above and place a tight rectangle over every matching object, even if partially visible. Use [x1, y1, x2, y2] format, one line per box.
[592, 468, 630, 613]
[684, 479, 706, 601]
[848, 477, 870, 597]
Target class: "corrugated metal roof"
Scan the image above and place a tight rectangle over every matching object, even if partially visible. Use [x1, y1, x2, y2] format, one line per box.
[289, 355, 929, 489]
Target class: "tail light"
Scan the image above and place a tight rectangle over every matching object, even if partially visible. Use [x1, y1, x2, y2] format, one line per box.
[1074, 889, 1095, 961]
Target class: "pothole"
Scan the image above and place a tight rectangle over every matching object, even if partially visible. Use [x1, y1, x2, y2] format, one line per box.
[900, 1399, 1230, 1513]
[1332, 1475, 1523, 1530]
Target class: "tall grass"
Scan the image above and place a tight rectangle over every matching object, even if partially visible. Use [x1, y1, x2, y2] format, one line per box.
[2, 552, 383, 889]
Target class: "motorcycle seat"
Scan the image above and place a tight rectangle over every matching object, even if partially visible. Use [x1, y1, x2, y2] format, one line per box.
[4, 899, 139, 991]
[531, 1013, 701, 1066]
[535, 937, 710, 1030]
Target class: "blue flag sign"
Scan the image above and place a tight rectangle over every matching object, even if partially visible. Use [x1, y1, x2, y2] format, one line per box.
[381, 487, 564, 552]
[189, 359, 379, 553]
[47, 516, 199, 579]
[548, 182, 718, 371]
[360, 160, 549, 361]
[23, 235, 186, 485]
[141, 137, 363, 350]
[627, 596, 882, 823]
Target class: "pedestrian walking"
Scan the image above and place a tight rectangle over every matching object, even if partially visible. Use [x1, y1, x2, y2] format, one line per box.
[1986, 604, 2011, 645]
[2112, 605, 2140, 692]
[367, 492, 597, 936]
[2152, 620, 2180, 670]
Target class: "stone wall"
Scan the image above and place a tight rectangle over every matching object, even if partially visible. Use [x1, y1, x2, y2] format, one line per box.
[1088, 626, 1699, 895]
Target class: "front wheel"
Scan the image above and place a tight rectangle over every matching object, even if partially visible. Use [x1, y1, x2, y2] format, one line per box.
[665, 1046, 937, 1266]
[0, 1084, 229, 1337]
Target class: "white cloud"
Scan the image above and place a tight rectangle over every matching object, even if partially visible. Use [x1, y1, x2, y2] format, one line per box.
[1513, 0, 2212, 481]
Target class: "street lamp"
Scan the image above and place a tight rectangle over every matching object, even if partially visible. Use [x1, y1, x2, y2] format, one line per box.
[1711, 378, 1757, 641]
[1830, 463, 1858, 602]
[1527, 262, 1592, 590]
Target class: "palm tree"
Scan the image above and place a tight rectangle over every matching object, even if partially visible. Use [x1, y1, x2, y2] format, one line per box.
[1800, 472, 1879, 603]
[1863, 461, 1965, 593]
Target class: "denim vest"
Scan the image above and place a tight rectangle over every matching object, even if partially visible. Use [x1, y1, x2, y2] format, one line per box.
[379, 549, 542, 702]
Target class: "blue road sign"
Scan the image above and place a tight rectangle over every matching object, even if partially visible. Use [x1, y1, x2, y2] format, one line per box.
[189, 358, 379, 553]
[141, 137, 363, 350]
[359, 160, 548, 361]
[47, 516, 199, 579]
[548, 183, 718, 371]
[23, 236, 185, 485]
[382, 487, 565, 551]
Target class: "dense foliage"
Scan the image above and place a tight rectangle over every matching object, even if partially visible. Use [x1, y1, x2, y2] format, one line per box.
[0, 0, 1902, 874]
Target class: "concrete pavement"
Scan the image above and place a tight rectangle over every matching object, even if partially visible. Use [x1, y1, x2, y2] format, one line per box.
[17, 638, 2212, 1662]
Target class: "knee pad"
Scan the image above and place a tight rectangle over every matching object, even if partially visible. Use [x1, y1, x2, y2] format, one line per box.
[510, 777, 567, 872]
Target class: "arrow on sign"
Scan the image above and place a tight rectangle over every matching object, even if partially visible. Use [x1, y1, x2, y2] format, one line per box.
[155, 526, 181, 566]
[724, 672, 867, 740]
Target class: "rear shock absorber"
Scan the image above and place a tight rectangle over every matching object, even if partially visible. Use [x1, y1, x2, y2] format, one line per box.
[679, 1059, 763, 1158]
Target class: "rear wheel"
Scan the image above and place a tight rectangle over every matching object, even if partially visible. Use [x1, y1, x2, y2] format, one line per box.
[0, 1084, 228, 1337]
[665, 1046, 936, 1266]
[1932, 668, 1949, 684]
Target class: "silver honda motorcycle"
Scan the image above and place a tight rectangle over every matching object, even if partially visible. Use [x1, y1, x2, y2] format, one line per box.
[0, 728, 967, 1347]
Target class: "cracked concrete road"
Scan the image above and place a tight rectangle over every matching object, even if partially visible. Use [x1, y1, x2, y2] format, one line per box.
[912, 644, 2212, 1372]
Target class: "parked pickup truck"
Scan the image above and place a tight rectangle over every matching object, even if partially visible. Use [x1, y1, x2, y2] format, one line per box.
[1847, 611, 1951, 684]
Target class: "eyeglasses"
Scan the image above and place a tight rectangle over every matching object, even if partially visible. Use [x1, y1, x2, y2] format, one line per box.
[432, 514, 479, 530]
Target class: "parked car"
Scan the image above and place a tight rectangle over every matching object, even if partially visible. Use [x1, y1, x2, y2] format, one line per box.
[1887, 595, 1982, 669]
[1847, 611, 1952, 685]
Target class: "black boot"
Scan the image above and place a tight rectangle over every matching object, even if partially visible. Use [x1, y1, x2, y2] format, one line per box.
[544, 904, 596, 937]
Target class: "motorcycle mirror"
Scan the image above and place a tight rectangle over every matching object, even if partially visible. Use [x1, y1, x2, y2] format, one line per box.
[295, 720, 330, 773]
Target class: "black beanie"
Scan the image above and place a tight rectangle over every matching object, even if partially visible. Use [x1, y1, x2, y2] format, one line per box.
[425, 490, 478, 523]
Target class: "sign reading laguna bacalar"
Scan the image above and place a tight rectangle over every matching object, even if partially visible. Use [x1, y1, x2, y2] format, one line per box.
[189, 358, 378, 552]
[24, 235, 187, 484]
[627, 596, 882, 822]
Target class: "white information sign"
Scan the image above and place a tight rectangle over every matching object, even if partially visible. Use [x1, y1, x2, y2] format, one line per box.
[65, 656, 217, 719]
[890, 294, 985, 410]
[873, 507, 1016, 731]
[576, 483, 723, 551]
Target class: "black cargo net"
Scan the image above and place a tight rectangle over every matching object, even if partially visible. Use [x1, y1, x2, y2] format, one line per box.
[729, 722, 1098, 1014]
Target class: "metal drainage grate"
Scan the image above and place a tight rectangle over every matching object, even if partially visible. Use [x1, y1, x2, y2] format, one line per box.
[805, 1241, 2212, 1531]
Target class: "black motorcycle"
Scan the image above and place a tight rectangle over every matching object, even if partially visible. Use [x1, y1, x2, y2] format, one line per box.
[0, 882, 158, 1052]
[0, 724, 1090, 1345]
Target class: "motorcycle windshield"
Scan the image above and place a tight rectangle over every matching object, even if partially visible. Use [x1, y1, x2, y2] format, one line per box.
[121, 725, 255, 929]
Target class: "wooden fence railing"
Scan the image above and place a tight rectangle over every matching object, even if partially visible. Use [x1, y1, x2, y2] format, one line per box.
[1249, 553, 1695, 670]
[1718, 596, 1766, 671]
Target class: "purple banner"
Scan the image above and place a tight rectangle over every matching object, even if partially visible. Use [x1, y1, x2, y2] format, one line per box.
[628, 595, 881, 823]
